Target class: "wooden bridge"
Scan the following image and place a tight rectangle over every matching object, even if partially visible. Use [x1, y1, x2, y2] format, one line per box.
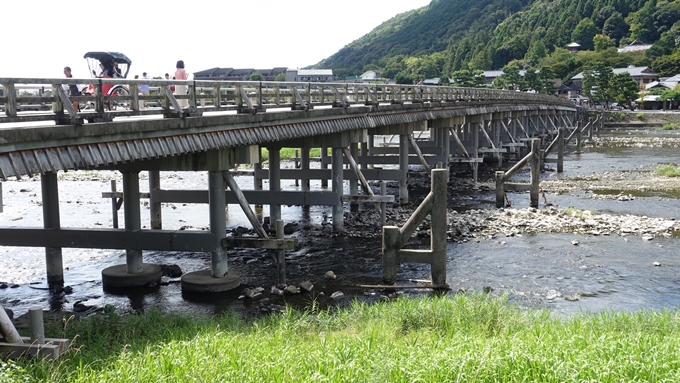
[0, 77, 583, 292]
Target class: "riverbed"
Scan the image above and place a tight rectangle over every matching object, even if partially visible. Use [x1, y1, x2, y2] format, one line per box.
[1, 125, 680, 320]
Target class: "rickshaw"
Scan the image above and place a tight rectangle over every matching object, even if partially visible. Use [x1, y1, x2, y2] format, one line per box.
[82, 51, 132, 108]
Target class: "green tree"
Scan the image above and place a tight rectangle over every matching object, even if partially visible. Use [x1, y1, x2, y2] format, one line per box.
[274, 73, 286, 82]
[627, 0, 658, 43]
[494, 64, 522, 90]
[594, 34, 617, 52]
[609, 71, 640, 108]
[651, 51, 680, 76]
[582, 62, 614, 106]
[451, 69, 475, 87]
[471, 69, 487, 88]
[572, 18, 600, 51]
[645, 31, 676, 59]
[653, 1, 680, 35]
[526, 41, 547, 66]
[659, 86, 680, 109]
[523, 68, 542, 91]
[539, 66, 558, 94]
[602, 12, 629, 44]
[249, 71, 264, 81]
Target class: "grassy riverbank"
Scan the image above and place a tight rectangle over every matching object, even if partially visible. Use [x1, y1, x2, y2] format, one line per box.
[7, 294, 680, 382]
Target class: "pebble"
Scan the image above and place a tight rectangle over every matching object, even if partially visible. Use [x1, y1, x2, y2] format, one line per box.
[330, 291, 344, 299]
[325, 271, 337, 280]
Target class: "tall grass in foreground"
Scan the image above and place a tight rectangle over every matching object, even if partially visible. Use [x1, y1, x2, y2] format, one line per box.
[13, 294, 680, 382]
[656, 163, 680, 177]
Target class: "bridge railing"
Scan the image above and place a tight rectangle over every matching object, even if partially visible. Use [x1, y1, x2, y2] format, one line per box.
[0, 77, 577, 124]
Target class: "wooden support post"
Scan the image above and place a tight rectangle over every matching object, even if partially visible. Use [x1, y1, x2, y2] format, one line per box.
[301, 147, 310, 191]
[0, 303, 22, 345]
[557, 127, 564, 173]
[332, 147, 344, 232]
[382, 226, 399, 284]
[269, 147, 282, 225]
[110, 180, 119, 229]
[0, 181, 3, 213]
[430, 169, 448, 285]
[321, 146, 329, 188]
[122, 171, 143, 274]
[576, 120, 583, 154]
[294, 149, 300, 187]
[41, 172, 63, 286]
[588, 117, 594, 140]
[349, 142, 359, 211]
[380, 181, 387, 227]
[530, 139, 540, 208]
[495, 171, 505, 208]
[399, 134, 409, 204]
[276, 220, 285, 285]
[29, 307, 44, 345]
[149, 171, 162, 230]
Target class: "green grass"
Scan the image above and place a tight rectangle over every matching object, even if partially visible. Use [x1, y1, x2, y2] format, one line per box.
[260, 148, 326, 163]
[656, 163, 680, 177]
[662, 123, 679, 130]
[12, 294, 680, 382]
[636, 112, 646, 120]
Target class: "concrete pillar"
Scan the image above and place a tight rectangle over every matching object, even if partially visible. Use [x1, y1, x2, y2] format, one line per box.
[399, 134, 409, 204]
[332, 147, 344, 232]
[149, 170, 162, 230]
[321, 146, 329, 188]
[430, 169, 448, 285]
[123, 171, 143, 274]
[209, 171, 228, 277]
[349, 141, 359, 211]
[495, 171, 505, 208]
[276, 220, 285, 285]
[301, 147, 310, 191]
[557, 127, 564, 173]
[382, 226, 399, 284]
[253, 162, 263, 191]
[269, 147, 281, 225]
[41, 172, 63, 286]
[530, 139, 540, 208]
[472, 122, 479, 183]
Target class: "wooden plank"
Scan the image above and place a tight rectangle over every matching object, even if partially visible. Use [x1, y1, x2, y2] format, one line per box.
[222, 236, 297, 250]
[341, 195, 395, 203]
[0, 337, 70, 360]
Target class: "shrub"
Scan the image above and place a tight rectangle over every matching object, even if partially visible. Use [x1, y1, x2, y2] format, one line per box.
[636, 113, 645, 120]
[656, 164, 680, 177]
[662, 123, 679, 130]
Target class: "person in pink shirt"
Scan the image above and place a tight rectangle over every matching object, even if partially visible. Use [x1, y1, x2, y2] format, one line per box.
[174, 60, 189, 108]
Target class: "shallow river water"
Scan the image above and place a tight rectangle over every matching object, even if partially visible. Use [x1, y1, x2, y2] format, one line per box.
[1, 127, 680, 319]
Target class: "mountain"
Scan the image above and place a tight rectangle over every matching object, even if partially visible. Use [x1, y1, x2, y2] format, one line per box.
[317, 0, 680, 81]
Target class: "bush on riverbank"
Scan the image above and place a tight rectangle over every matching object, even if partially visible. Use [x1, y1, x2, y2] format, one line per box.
[14, 294, 680, 382]
[260, 147, 324, 163]
[656, 164, 680, 177]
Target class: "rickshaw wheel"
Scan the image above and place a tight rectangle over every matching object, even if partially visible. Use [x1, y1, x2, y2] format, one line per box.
[110, 86, 130, 110]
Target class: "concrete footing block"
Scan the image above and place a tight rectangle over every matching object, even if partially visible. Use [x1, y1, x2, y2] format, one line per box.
[101, 264, 162, 289]
[181, 269, 241, 293]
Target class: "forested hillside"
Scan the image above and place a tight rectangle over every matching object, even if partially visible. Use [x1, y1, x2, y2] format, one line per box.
[317, 0, 680, 83]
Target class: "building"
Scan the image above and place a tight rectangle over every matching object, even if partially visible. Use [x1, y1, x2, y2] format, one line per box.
[617, 39, 652, 54]
[645, 74, 680, 91]
[285, 69, 334, 82]
[193, 67, 287, 81]
[360, 70, 381, 81]
[571, 66, 659, 91]
[566, 42, 582, 53]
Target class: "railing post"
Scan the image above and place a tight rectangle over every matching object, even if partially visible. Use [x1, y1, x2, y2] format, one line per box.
[382, 226, 399, 284]
[495, 171, 505, 208]
[51, 85, 64, 115]
[530, 139, 540, 208]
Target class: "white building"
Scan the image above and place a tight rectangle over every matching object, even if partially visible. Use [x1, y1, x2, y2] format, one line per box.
[286, 69, 334, 82]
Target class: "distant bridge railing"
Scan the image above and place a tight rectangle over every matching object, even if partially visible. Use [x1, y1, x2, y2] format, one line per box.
[0, 77, 577, 125]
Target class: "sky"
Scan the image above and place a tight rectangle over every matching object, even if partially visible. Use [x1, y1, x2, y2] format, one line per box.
[6, 0, 431, 79]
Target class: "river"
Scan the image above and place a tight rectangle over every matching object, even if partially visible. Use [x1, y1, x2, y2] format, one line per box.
[1, 126, 680, 319]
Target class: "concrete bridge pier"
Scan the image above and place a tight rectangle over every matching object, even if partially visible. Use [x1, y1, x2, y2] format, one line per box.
[399, 133, 409, 204]
[181, 170, 240, 293]
[102, 171, 162, 290]
[40, 172, 63, 288]
[349, 141, 360, 212]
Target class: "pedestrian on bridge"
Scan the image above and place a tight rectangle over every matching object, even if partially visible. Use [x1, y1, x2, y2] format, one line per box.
[140, 72, 150, 108]
[63, 66, 82, 111]
[174, 60, 189, 108]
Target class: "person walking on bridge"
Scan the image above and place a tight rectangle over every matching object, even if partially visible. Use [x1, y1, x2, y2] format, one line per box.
[63, 66, 82, 111]
[174, 60, 189, 108]
[140, 72, 150, 108]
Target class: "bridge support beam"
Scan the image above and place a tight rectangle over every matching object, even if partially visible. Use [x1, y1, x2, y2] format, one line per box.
[102, 171, 162, 290]
[41, 172, 63, 287]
